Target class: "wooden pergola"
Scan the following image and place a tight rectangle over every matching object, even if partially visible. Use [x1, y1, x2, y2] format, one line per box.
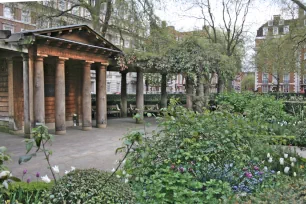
[0, 25, 168, 137]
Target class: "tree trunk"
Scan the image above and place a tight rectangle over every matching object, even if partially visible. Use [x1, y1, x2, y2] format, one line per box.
[101, 0, 112, 37]
[195, 76, 204, 113]
[217, 76, 224, 93]
[186, 76, 193, 110]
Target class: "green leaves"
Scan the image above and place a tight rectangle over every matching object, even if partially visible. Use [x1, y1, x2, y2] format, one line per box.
[18, 153, 36, 165]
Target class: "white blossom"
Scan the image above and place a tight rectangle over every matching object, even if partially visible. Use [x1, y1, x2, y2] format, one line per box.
[277, 171, 281, 175]
[111, 168, 115, 172]
[264, 166, 268, 171]
[124, 178, 129, 183]
[41, 175, 51, 183]
[116, 175, 121, 178]
[292, 157, 297, 162]
[0, 171, 10, 179]
[267, 153, 271, 158]
[279, 158, 284, 165]
[268, 157, 273, 163]
[122, 170, 126, 175]
[290, 157, 293, 162]
[52, 165, 59, 174]
[291, 162, 295, 167]
[294, 172, 297, 177]
[284, 154, 288, 159]
[65, 170, 70, 174]
[71, 166, 76, 171]
[2, 181, 8, 189]
[284, 167, 290, 174]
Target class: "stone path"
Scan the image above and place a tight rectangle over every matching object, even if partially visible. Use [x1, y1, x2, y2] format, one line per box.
[0, 118, 157, 181]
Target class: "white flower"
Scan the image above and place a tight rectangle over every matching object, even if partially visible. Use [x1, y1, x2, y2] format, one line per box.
[284, 154, 288, 158]
[264, 166, 268, 171]
[71, 166, 75, 171]
[292, 157, 297, 162]
[111, 168, 115, 172]
[122, 170, 126, 175]
[126, 174, 131, 178]
[291, 162, 295, 167]
[279, 158, 284, 165]
[267, 153, 271, 158]
[41, 175, 51, 183]
[294, 172, 297, 177]
[0, 171, 10, 179]
[290, 157, 293, 162]
[122, 160, 126, 165]
[2, 181, 8, 189]
[268, 157, 273, 163]
[116, 175, 121, 178]
[277, 171, 281, 175]
[124, 178, 129, 183]
[284, 167, 290, 174]
[52, 165, 59, 174]
[65, 170, 70, 174]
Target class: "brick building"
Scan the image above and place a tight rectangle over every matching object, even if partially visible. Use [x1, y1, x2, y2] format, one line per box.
[255, 9, 306, 93]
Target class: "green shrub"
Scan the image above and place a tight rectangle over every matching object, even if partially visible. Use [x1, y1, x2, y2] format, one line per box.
[45, 169, 135, 204]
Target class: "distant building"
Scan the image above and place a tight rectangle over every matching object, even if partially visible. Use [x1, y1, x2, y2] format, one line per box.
[255, 10, 306, 93]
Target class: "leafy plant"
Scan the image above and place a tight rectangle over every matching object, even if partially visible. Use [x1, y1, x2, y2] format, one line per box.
[44, 169, 135, 203]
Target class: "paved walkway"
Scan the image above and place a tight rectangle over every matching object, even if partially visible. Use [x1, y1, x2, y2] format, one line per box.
[1, 118, 157, 181]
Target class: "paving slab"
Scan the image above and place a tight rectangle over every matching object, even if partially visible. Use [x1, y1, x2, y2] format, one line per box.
[0, 117, 157, 181]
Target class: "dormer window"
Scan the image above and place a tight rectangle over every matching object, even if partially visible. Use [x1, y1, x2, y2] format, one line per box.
[279, 19, 284, 25]
[263, 27, 268, 36]
[273, 27, 278, 35]
[284, 25, 289, 34]
[268, 20, 273, 26]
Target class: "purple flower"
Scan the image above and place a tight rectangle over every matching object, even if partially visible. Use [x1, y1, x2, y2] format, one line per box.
[271, 170, 275, 174]
[245, 172, 253, 178]
[232, 186, 238, 191]
[36, 172, 40, 178]
[23, 169, 27, 175]
[259, 178, 263, 182]
[26, 178, 30, 183]
[179, 167, 185, 173]
[258, 171, 264, 175]
[253, 166, 259, 171]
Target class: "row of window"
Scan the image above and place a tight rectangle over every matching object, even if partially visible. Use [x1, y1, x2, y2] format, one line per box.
[268, 19, 285, 26]
[261, 85, 290, 93]
[2, 6, 31, 23]
[262, 25, 289, 36]
[262, 73, 290, 84]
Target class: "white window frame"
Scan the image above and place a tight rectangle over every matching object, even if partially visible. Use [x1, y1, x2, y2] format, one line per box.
[21, 10, 31, 23]
[273, 27, 278, 35]
[283, 84, 289, 93]
[58, 0, 66, 11]
[304, 53, 306, 60]
[3, 24, 14, 33]
[4, 6, 13, 19]
[284, 25, 289, 34]
[107, 82, 111, 92]
[279, 19, 284, 25]
[283, 73, 290, 84]
[72, 5, 80, 16]
[303, 74, 306, 84]
[268, 20, 273, 26]
[263, 73, 269, 84]
[263, 27, 268, 36]
[262, 85, 268, 93]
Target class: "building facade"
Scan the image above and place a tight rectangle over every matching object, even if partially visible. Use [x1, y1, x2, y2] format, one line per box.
[255, 10, 306, 93]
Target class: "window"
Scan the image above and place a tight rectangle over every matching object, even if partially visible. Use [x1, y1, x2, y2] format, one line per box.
[125, 39, 130, 48]
[58, 0, 66, 11]
[268, 20, 273, 26]
[284, 25, 289, 34]
[304, 19, 306, 26]
[262, 85, 268, 93]
[116, 83, 120, 92]
[263, 73, 269, 84]
[273, 27, 278, 35]
[3, 24, 14, 33]
[303, 74, 306, 84]
[279, 19, 284, 25]
[283, 73, 290, 83]
[4, 6, 13, 19]
[91, 82, 95, 93]
[272, 74, 277, 84]
[304, 53, 306, 60]
[72, 6, 80, 16]
[21, 10, 31, 23]
[283, 84, 289, 93]
[113, 35, 120, 45]
[107, 82, 111, 92]
[263, 27, 268, 36]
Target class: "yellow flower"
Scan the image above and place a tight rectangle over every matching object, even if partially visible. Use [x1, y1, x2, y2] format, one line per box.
[300, 165, 304, 169]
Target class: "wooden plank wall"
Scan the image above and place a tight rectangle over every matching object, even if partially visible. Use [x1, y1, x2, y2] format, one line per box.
[13, 60, 24, 130]
[0, 61, 8, 118]
[44, 63, 55, 124]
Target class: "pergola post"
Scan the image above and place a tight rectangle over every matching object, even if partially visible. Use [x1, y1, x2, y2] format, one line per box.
[7, 58, 14, 131]
[96, 64, 107, 128]
[136, 69, 144, 123]
[186, 76, 193, 110]
[121, 71, 127, 117]
[161, 73, 167, 108]
[22, 54, 32, 137]
[34, 55, 46, 126]
[82, 61, 93, 130]
[55, 57, 67, 135]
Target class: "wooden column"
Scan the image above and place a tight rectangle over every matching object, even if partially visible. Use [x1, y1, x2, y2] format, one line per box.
[28, 51, 35, 132]
[161, 73, 167, 108]
[22, 54, 31, 137]
[121, 72, 127, 118]
[96, 64, 107, 128]
[7, 58, 14, 131]
[34, 55, 46, 125]
[136, 70, 144, 123]
[55, 57, 67, 135]
[82, 61, 93, 130]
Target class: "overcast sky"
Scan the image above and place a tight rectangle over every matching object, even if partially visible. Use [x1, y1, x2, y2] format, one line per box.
[155, 0, 293, 71]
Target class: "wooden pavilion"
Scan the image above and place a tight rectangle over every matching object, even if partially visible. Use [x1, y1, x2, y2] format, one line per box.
[0, 24, 169, 137]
